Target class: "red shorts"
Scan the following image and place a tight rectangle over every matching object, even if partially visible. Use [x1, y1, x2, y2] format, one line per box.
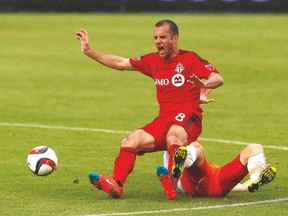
[141, 111, 202, 151]
[180, 154, 248, 197]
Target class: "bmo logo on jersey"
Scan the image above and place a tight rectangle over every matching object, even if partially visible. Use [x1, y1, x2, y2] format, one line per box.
[155, 78, 169, 86]
[172, 74, 185, 87]
[154, 74, 185, 87]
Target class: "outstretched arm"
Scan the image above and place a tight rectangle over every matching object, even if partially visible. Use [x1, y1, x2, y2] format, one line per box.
[187, 73, 224, 89]
[76, 29, 134, 71]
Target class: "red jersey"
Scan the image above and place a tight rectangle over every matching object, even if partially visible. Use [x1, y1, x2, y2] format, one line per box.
[129, 49, 219, 119]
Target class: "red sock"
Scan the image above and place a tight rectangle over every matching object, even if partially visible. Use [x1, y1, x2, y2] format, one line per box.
[113, 147, 136, 187]
[167, 144, 180, 173]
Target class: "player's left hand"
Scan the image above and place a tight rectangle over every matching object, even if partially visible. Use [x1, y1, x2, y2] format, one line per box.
[200, 88, 215, 104]
[187, 74, 206, 88]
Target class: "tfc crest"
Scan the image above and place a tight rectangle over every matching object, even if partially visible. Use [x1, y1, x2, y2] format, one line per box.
[175, 63, 185, 73]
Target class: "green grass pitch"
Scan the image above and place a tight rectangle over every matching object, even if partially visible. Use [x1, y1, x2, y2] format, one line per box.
[0, 13, 287, 216]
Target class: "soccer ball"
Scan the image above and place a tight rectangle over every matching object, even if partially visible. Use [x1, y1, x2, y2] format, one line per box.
[27, 146, 58, 176]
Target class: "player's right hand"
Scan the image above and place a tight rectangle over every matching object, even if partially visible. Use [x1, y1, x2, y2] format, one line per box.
[76, 29, 90, 52]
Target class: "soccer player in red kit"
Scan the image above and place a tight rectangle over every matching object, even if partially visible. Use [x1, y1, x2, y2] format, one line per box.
[157, 142, 277, 200]
[76, 20, 224, 198]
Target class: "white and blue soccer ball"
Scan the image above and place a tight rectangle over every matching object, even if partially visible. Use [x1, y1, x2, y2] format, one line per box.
[27, 146, 58, 176]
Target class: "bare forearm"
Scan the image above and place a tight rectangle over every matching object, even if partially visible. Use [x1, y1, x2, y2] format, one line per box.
[84, 49, 133, 70]
[204, 73, 224, 89]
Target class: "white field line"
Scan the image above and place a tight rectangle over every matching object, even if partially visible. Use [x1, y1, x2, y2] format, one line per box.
[81, 198, 288, 216]
[0, 122, 287, 151]
[199, 137, 288, 151]
[0, 122, 131, 134]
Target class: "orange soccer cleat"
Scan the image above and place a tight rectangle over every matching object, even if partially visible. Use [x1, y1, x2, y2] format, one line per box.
[89, 172, 123, 198]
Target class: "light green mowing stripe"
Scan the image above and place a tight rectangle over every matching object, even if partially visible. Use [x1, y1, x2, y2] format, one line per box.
[0, 122, 287, 151]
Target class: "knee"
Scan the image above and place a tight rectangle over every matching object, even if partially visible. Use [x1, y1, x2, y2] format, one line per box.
[194, 142, 205, 160]
[240, 143, 264, 164]
[120, 130, 155, 152]
[188, 141, 205, 165]
[166, 125, 188, 147]
[191, 141, 201, 149]
[121, 137, 133, 148]
[247, 143, 264, 153]
[121, 130, 143, 148]
[166, 135, 179, 147]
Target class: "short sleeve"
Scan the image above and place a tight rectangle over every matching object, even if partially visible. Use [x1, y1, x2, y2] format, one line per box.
[129, 53, 156, 78]
[190, 52, 219, 79]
